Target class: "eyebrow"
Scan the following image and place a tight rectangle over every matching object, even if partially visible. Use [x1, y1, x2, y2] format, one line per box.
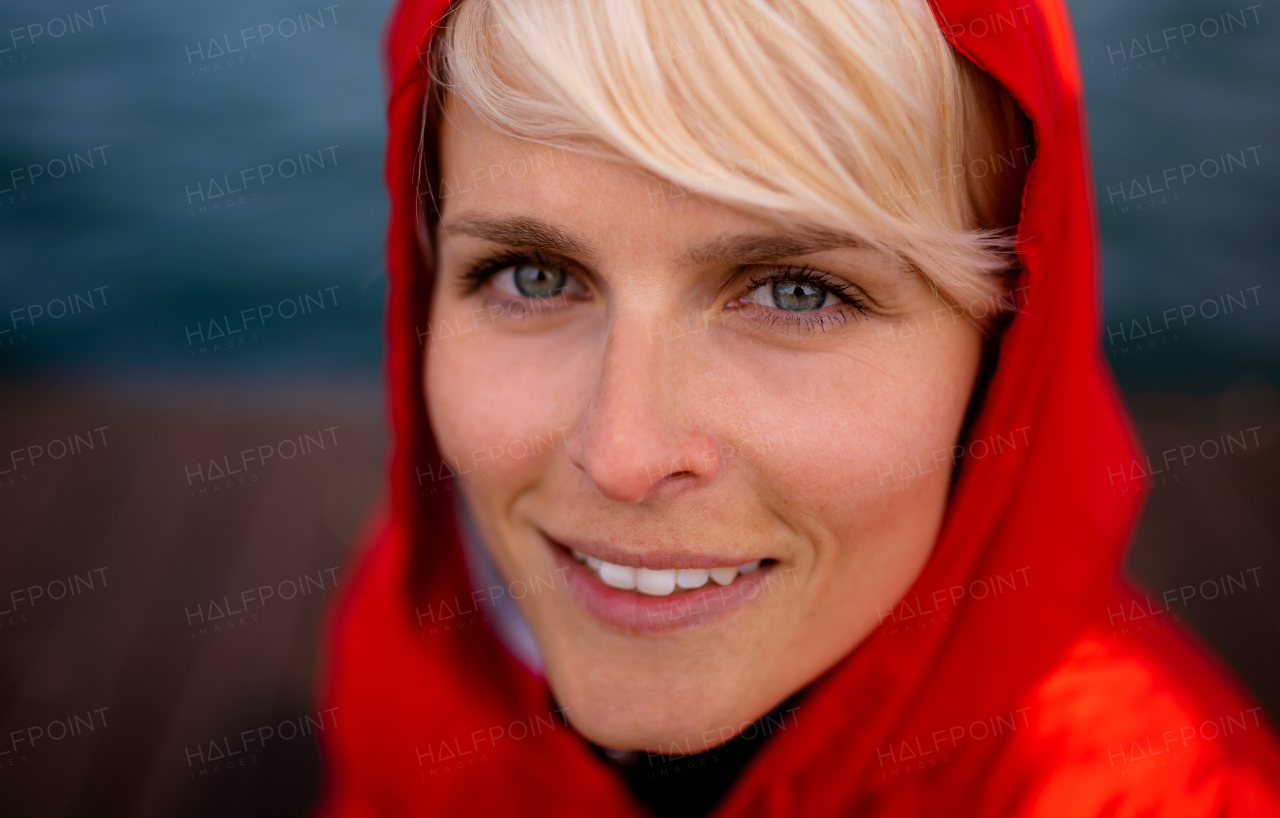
[681, 229, 862, 265]
[440, 214, 860, 267]
[440, 215, 594, 259]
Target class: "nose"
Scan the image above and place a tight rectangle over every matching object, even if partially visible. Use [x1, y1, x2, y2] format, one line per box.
[566, 312, 721, 503]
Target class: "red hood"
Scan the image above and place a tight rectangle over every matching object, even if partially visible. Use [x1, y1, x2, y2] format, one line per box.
[313, 0, 1280, 814]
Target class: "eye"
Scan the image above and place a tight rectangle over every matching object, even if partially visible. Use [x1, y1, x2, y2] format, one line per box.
[504, 263, 568, 299]
[463, 253, 590, 305]
[741, 277, 841, 312]
[769, 280, 834, 311]
[726, 267, 869, 334]
[509, 263, 570, 299]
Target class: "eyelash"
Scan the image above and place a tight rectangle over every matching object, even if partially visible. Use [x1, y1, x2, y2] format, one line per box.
[457, 249, 561, 296]
[456, 251, 870, 333]
[738, 266, 869, 333]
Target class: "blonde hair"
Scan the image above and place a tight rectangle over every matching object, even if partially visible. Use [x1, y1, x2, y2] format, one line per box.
[426, 0, 1032, 323]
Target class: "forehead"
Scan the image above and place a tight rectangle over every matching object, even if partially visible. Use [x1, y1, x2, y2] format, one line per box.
[436, 96, 778, 248]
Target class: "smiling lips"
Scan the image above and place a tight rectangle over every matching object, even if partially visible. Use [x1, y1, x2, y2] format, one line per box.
[548, 536, 774, 633]
[570, 549, 763, 596]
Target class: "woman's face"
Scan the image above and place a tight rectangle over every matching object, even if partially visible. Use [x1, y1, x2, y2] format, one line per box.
[427, 98, 984, 752]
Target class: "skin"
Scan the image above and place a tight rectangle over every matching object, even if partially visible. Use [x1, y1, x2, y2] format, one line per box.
[425, 96, 984, 752]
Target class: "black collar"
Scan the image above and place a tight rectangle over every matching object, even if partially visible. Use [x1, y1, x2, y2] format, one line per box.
[588, 691, 805, 818]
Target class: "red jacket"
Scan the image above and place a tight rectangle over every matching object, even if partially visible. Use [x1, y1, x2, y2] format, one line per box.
[313, 0, 1280, 814]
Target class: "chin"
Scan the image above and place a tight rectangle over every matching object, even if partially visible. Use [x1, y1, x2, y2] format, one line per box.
[540, 648, 775, 753]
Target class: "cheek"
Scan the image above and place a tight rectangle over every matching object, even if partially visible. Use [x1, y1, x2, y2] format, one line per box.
[425, 306, 593, 489]
[720, 331, 979, 524]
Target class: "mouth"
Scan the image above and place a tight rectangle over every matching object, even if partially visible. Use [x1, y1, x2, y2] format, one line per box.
[569, 549, 763, 596]
[542, 533, 780, 635]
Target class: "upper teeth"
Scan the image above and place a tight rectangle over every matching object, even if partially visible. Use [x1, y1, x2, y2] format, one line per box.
[571, 550, 761, 596]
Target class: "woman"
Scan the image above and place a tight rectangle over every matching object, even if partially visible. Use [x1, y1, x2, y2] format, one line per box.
[315, 0, 1280, 814]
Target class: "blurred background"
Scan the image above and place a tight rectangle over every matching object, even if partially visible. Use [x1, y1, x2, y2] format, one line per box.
[0, 0, 1275, 814]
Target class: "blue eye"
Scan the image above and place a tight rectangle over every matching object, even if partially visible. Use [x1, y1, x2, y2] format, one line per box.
[742, 277, 838, 312]
[771, 280, 827, 311]
[512, 264, 568, 299]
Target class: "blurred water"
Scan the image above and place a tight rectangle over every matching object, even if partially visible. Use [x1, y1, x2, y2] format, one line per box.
[1068, 0, 1279, 390]
[0, 0, 392, 377]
